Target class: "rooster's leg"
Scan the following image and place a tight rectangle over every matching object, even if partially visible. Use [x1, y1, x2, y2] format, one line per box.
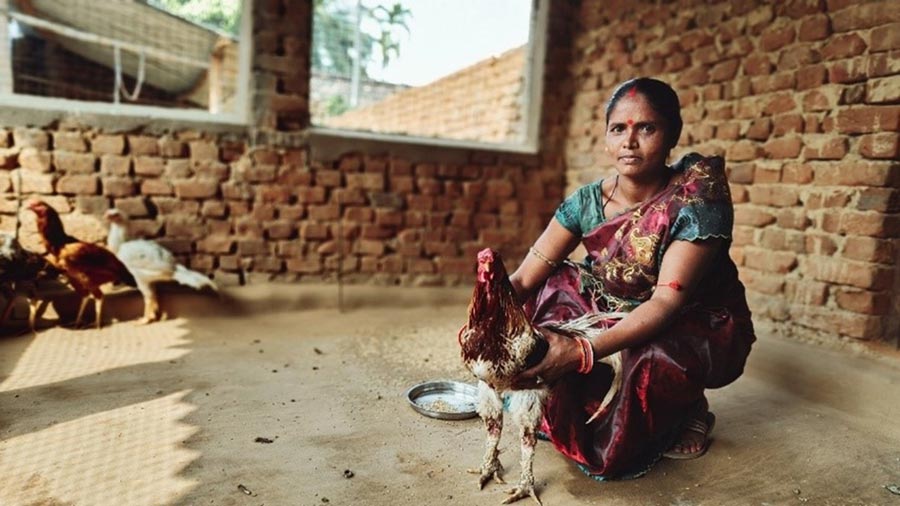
[94, 296, 104, 329]
[503, 389, 547, 505]
[468, 381, 505, 489]
[74, 296, 90, 328]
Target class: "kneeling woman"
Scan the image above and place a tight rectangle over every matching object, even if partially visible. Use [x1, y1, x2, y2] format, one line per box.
[510, 78, 755, 479]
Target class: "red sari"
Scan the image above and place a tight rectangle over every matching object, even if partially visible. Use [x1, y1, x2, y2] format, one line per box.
[527, 154, 755, 478]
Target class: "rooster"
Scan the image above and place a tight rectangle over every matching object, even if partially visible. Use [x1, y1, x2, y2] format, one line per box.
[0, 232, 58, 330]
[459, 248, 623, 505]
[28, 201, 136, 328]
[105, 209, 217, 324]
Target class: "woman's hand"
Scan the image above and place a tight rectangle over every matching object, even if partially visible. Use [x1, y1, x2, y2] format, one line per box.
[512, 328, 582, 389]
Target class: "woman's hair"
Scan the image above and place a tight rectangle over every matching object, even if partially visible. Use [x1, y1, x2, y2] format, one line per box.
[605, 78, 683, 149]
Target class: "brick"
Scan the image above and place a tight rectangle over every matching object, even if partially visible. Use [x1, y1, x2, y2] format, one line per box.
[802, 89, 837, 112]
[865, 49, 900, 78]
[286, 256, 322, 274]
[836, 106, 900, 134]
[803, 136, 848, 160]
[91, 135, 125, 155]
[56, 174, 98, 195]
[798, 14, 831, 41]
[866, 76, 900, 104]
[748, 185, 800, 207]
[18, 148, 52, 172]
[141, 179, 173, 196]
[763, 93, 798, 115]
[346, 172, 385, 191]
[790, 305, 881, 339]
[166, 159, 193, 178]
[331, 188, 366, 206]
[308, 204, 341, 221]
[54, 131, 87, 152]
[753, 163, 782, 183]
[193, 160, 229, 181]
[114, 197, 149, 218]
[159, 136, 187, 157]
[676, 66, 709, 87]
[201, 201, 228, 218]
[857, 188, 900, 212]
[842, 235, 896, 264]
[776, 208, 811, 230]
[13, 128, 49, 149]
[743, 247, 797, 273]
[189, 140, 219, 161]
[796, 65, 827, 90]
[101, 177, 136, 197]
[100, 154, 131, 176]
[804, 255, 894, 290]
[821, 209, 900, 237]
[745, 119, 772, 141]
[871, 22, 900, 52]
[127, 136, 159, 156]
[716, 122, 741, 140]
[772, 114, 805, 136]
[742, 268, 786, 295]
[11, 169, 55, 194]
[134, 156, 165, 176]
[831, 1, 900, 32]
[827, 56, 867, 83]
[763, 136, 803, 159]
[734, 206, 777, 226]
[784, 279, 828, 306]
[174, 179, 219, 199]
[822, 33, 868, 61]
[315, 169, 342, 187]
[859, 132, 900, 159]
[834, 288, 891, 315]
[782, 162, 814, 184]
[726, 141, 761, 162]
[760, 24, 795, 51]
[295, 186, 327, 205]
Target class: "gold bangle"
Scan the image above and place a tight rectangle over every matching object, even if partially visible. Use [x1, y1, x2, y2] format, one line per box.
[529, 246, 559, 268]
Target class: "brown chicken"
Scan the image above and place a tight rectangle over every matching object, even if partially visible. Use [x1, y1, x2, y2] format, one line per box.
[459, 248, 623, 505]
[28, 201, 136, 328]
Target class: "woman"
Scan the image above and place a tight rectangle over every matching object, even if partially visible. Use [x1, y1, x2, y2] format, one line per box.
[510, 78, 755, 479]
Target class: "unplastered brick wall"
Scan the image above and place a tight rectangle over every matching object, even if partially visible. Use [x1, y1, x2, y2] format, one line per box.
[566, 0, 900, 343]
[0, 0, 576, 291]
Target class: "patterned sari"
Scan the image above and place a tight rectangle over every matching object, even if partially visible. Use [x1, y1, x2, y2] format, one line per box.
[527, 153, 755, 479]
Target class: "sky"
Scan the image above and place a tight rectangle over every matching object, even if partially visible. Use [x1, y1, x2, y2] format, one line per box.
[356, 0, 533, 86]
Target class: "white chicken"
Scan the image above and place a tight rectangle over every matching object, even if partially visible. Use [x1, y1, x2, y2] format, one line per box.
[105, 209, 217, 323]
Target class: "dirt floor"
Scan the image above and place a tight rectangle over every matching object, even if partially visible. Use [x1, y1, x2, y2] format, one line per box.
[1, 284, 899, 506]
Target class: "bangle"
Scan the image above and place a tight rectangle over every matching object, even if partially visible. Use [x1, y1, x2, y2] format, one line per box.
[529, 246, 559, 268]
[576, 336, 595, 374]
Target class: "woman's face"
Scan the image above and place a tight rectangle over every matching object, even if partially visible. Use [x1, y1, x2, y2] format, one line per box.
[605, 92, 671, 181]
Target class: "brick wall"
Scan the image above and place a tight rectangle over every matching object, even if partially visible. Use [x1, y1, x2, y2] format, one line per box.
[319, 47, 526, 143]
[565, 0, 899, 343]
[0, 0, 572, 290]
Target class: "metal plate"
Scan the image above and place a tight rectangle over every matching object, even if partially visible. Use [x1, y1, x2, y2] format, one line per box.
[406, 380, 478, 420]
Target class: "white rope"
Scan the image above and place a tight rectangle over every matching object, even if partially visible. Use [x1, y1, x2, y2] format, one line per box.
[113, 45, 146, 104]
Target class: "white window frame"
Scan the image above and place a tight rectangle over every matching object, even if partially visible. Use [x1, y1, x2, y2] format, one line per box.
[308, 0, 549, 154]
[0, 0, 253, 126]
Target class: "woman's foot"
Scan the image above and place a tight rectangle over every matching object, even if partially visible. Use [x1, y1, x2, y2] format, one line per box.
[663, 411, 716, 460]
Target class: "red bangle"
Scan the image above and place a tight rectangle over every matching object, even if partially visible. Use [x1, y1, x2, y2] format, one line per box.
[576, 336, 594, 374]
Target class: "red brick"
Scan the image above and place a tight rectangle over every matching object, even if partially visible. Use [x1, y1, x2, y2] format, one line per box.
[859, 132, 900, 159]
[286, 256, 322, 274]
[315, 169, 342, 187]
[831, 1, 900, 32]
[763, 93, 799, 115]
[834, 288, 891, 315]
[743, 247, 797, 273]
[842, 235, 896, 264]
[132, 156, 164, 177]
[802, 89, 837, 112]
[798, 14, 831, 41]
[346, 172, 385, 191]
[308, 204, 340, 221]
[803, 255, 893, 290]
[772, 114, 806, 136]
[822, 209, 900, 237]
[201, 201, 228, 218]
[763, 136, 803, 159]
[760, 24, 796, 51]
[748, 185, 800, 207]
[784, 279, 828, 306]
[716, 122, 741, 140]
[865, 50, 900, 78]
[265, 220, 294, 240]
[193, 160, 229, 181]
[804, 233, 837, 255]
[823, 33, 868, 61]
[165, 159, 193, 178]
[857, 188, 900, 212]
[827, 56, 867, 83]
[745, 119, 772, 141]
[782, 162, 814, 184]
[56, 174, 98, 195]
[796, 65, 827, 90]
[726, 141, 761, 162]
[776, 209, 811, 230]
[803, 136, 848, 160]
[836, 106, 900, 133]
[871, 22, 900, 52]
[734, 206, 777, 226]
[753, 164, 782, 183]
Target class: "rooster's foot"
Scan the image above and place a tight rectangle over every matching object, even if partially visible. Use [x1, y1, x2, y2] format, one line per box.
[503, 482, 541, 505]
[467, 462, 505, 489]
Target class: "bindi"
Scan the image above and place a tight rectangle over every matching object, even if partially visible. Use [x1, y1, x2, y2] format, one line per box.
[627, 87, 637, 97]
[626, 119, 634, 126]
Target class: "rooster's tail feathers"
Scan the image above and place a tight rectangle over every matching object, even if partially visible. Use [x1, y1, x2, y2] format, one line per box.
[173, 264, 218, 291]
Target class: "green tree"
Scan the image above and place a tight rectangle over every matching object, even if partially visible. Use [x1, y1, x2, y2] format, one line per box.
[149, 0, 241, 35]
[312, 0, 411, 78]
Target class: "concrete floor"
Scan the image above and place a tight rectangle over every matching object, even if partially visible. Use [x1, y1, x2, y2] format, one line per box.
[0, 285, 898, 506]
